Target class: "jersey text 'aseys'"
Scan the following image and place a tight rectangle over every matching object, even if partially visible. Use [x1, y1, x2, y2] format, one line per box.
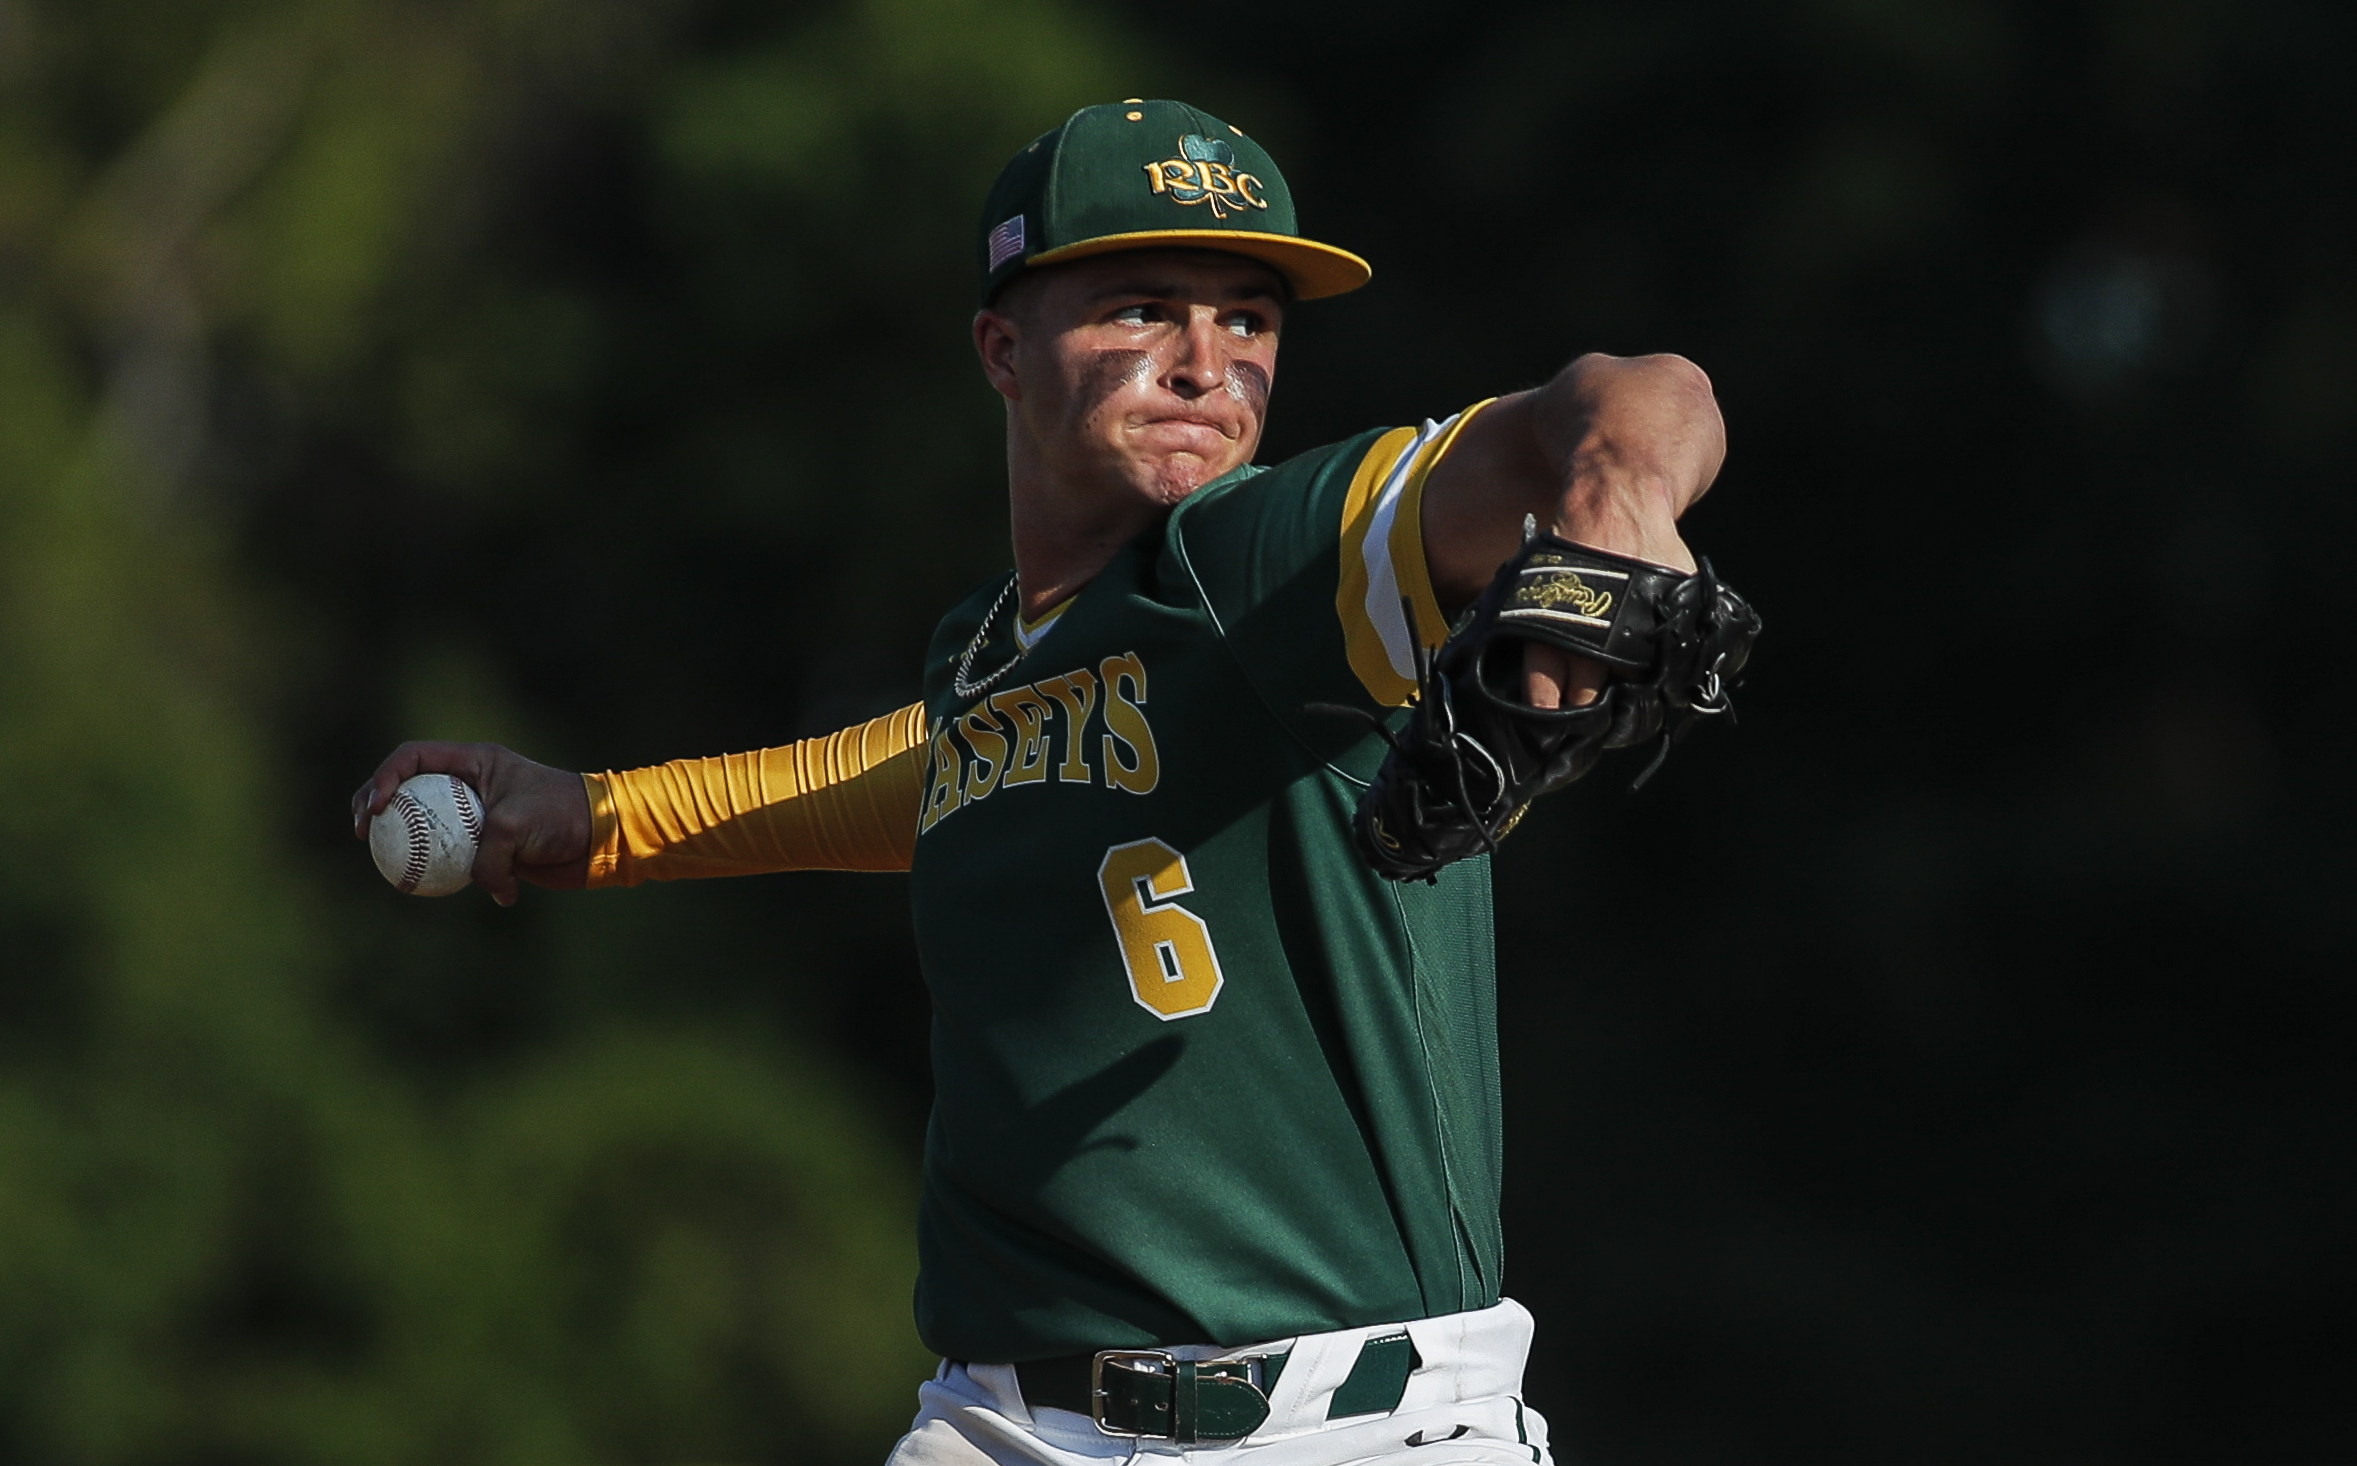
[918, 651, 1159, 834]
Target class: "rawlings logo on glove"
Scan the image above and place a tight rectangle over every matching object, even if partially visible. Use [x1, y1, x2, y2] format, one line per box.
[1519, 569, 1617, 621]
[1318, 522, 1761, 883]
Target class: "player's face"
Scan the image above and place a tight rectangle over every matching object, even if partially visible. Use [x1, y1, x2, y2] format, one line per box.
[982, 250, 1287, 508]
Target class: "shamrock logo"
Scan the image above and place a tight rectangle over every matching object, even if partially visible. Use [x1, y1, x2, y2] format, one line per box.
[1142, 134, 1269, 219]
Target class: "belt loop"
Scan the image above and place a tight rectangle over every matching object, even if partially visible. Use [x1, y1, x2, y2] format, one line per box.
[1327, 1332, 1419, 1419]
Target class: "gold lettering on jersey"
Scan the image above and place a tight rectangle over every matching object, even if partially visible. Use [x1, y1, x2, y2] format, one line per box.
[988, 687, 1055, 787]
[920, 724, 963, 834]
[1524, 572, 1614, 620]
[1099, 652, 1160, 795]
[958, 707, 1007, 804]
[1036, 670, 1099, 783]
[1140, 135, 1269, 220]
[923, 653, 1161, 832]
[1098, 837, 1225, 1019]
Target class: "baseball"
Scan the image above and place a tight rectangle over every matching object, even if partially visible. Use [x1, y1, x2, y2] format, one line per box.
[370, 773, 484, 897]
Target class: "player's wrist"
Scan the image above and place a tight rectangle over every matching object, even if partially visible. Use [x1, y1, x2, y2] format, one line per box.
[551, 766, 594, 866]
[505, 756, 594, 868]
[1548, 473, 1696, 574]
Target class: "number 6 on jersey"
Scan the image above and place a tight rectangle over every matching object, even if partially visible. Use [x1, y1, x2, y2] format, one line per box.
[1097, 838, 1227, 1020]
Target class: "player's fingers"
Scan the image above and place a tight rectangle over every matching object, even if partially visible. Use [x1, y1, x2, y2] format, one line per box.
[352, 742, 428, 835]
[351, 741, 500, 835]
[1522, 644, 1605, 710]
[472, 825, 523, 908]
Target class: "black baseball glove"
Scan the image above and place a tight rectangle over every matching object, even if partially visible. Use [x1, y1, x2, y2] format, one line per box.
[1329, 524, 1761, 883]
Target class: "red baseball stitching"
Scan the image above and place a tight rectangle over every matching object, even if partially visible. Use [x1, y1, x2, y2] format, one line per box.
[447, 775, 483, 843]
[392, 791, 431, 894]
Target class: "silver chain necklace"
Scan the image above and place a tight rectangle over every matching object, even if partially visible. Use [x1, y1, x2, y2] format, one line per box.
[951, 573, 1025, 699]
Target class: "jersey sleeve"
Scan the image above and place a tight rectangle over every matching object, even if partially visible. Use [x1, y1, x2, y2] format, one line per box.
[1332, 402, 1493, 706]
[1170, 401, 1494, 710]
[583, 702, 929, 885]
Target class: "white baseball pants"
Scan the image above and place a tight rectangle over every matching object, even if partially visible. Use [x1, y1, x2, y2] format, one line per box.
[886, 1299, 1553, 1466]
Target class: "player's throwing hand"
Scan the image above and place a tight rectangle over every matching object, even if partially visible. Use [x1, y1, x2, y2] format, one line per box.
[351, 741, 591, 905]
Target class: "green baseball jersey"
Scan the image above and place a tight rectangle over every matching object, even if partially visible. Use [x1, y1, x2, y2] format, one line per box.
[908, 407, 1504, 1363]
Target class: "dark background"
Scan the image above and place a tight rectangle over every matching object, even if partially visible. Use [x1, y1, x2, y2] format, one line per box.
[1, 0, 2350, 1461]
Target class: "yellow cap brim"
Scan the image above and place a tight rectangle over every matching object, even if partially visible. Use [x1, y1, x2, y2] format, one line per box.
[1024, 229, 1372, 300]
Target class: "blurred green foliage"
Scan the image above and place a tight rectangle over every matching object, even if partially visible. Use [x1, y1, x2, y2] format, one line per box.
[0, 0, 1145, 1460]
[2, 0, 2353, 1462]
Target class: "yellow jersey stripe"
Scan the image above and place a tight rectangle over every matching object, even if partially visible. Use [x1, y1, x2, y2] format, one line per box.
[1337, 425, 1422, 705]
[1336, 401, 1496, 705]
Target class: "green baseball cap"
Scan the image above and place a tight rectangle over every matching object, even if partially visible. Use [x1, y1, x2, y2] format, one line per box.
[976, 99, 1371, 304]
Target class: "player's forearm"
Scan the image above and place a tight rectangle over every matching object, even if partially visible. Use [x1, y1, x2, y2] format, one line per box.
[586, 703, 929, 885]
[1423, 353, 1723, 605]
[1534, 352, 1721, 562]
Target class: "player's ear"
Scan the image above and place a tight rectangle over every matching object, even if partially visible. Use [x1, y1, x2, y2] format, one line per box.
[973, 307, 1023, 402]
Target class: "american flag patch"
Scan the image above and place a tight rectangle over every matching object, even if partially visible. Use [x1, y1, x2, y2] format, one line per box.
[987, 214, 1027, 271]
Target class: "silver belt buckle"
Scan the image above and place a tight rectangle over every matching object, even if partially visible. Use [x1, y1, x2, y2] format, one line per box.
[1090, 1349, 1176, 1438]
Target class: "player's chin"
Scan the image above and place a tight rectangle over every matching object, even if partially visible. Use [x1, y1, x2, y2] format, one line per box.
[1128, 451, 1240, 505]
[1127, 431, 1247, 493]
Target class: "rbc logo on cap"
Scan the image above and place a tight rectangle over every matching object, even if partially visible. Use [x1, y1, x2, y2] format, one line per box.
[1142, 135, 1270, 220]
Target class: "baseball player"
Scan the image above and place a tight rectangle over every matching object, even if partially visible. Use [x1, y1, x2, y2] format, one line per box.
[355, 99, 1747, 1466]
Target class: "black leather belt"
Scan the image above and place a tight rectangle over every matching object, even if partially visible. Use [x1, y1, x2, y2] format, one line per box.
[1010, 1331, 1418, 1441]
[1017, 1351, 1278, 1441]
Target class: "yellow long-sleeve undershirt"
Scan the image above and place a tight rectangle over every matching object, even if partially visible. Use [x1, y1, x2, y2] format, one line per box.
[582, 703, 928, 885]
